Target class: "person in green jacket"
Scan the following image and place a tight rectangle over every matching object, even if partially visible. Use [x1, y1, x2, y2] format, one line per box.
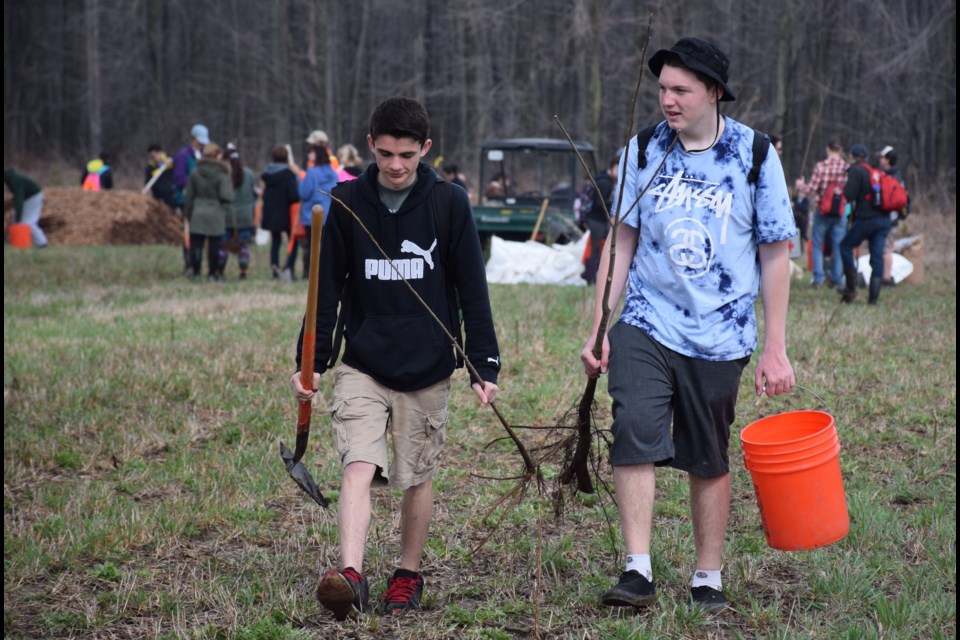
[184, 143, 234, 281]
[217, 143, 260, 280]
[4, 168, 49, 247]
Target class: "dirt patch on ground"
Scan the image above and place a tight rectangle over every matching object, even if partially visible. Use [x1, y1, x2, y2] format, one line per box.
[4, 187, 183, 246]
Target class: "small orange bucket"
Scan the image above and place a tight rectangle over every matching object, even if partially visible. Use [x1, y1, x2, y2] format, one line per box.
[8, 223, 33, 248]
[741, 410, 849, 551]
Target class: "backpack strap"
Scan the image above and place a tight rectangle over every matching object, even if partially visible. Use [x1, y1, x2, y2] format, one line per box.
[635, 124, 659, 170]
[432, 180, 464, 368]
[748, 129, 769, 185]
[636, 123, 769, 186]
[326, 182, 356, 370]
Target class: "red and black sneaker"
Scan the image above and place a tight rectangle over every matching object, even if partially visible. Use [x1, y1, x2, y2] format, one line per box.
[381, 568, 424, 615]
[316, 567, 369, 620]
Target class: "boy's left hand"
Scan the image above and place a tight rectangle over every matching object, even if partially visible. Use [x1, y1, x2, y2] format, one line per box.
[472, 381, 498, 405]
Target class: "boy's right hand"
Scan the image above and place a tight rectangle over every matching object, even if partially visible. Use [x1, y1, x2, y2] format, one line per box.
[290, 371, 321, 403]
[580, 333, 610, 379]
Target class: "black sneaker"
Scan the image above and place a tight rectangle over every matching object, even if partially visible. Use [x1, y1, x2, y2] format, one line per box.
[316, 567, 369, 620]
[381, 569, 424, 615]
[690, 585, 727, 612]
[601, 570, 656, 608]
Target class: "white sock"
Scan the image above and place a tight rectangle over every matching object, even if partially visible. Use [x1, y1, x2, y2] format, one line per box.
[691, 569, 722, 591]
[625, 554, 652, 581]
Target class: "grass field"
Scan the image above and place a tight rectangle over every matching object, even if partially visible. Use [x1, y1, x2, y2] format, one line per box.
[4, 210, 956, 639]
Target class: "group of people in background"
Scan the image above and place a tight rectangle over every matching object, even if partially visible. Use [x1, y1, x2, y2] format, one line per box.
[141, 125, 369, 282]
[789, 140, 908, 306]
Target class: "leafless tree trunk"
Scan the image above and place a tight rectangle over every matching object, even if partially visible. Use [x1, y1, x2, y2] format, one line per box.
[1, 0, 955, 196]
[85, 0, 102, 157]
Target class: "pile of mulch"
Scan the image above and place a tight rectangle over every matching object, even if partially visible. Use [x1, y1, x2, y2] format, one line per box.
[3, 187, 183, 246]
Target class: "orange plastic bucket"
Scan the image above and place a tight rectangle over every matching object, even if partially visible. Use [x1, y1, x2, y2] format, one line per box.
[741, 410, 849, 551]
[9, 223, 32, 248]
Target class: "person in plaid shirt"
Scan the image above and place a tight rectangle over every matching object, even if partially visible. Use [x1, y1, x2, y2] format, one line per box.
[806, 139, 850, 289]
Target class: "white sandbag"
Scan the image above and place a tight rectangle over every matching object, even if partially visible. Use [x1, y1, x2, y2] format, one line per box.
[485, 235, 588, 286]
[856, 252, 913, 284]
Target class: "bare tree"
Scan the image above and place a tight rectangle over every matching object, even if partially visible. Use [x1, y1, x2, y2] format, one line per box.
[2, 0, 955, 195]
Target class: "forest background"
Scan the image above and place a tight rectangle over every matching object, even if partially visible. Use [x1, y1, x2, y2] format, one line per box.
[3, 0, 957, 200]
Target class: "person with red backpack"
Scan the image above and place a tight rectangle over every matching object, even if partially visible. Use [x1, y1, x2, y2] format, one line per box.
[838, 144, 894, 304]
[806, 139, 849, 290]
[878, 145, 909, 286]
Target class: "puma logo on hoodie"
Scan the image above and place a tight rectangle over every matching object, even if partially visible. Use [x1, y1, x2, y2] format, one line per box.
[401, 239, 437, 269]
[364, 238, 438, 280]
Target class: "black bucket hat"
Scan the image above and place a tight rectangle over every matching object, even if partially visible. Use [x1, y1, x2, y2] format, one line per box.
[648, 37, 736, 102]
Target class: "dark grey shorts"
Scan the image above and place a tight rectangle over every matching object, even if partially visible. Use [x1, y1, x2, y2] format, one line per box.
[607, 322, 750, 478]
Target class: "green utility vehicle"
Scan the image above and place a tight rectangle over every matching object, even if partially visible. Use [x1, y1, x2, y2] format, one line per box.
[473, 138, 597, 244]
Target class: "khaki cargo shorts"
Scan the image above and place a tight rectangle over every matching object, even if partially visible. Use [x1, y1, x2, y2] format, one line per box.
[329, 364, 451, 490]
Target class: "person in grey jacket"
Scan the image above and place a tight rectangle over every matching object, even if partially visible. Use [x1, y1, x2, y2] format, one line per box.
[184, 143, 234, 281]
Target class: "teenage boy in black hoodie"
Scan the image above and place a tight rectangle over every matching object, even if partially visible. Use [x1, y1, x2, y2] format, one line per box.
[291, 96, 500, 620]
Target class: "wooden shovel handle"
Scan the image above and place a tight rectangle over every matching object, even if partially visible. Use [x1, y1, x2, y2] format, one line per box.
[530, 198, 550, 241]
[297, 206, 325, 435]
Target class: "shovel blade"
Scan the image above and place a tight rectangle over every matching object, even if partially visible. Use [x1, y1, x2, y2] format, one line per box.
[280, 441, 330, 508]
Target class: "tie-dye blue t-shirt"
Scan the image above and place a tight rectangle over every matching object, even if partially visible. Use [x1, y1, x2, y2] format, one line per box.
[612, 117, 795, 361]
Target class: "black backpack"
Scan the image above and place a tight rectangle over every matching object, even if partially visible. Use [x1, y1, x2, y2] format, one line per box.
[635, 123, 770, 185]
[327, 179, 463, 369]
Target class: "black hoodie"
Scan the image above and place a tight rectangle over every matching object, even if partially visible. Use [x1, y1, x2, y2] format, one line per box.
[297, 162, 500, 391]
[260, 163, 300, 233]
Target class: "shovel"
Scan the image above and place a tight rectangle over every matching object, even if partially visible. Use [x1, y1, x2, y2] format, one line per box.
[280, 205, 330, 508]
[142, 158, 171, 195]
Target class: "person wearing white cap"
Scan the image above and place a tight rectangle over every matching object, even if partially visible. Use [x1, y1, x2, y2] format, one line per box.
[878, 146, 907, 286]
[305, 130, 328, 146]
[305, 130, 340, 170]
[174, 124, 210, 202]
